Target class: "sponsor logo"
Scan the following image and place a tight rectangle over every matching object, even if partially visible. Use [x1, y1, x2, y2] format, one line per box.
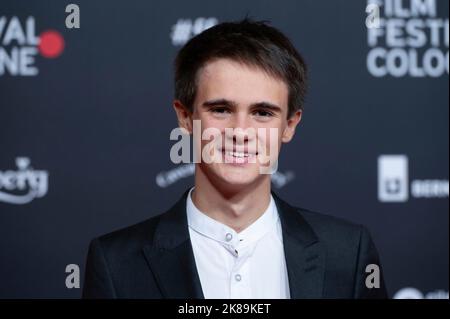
[394, 287, 449, 299]
[0, 16, 65, 76]
[0, 157, 49, 204]
[366, 0, 449, 77]
[171, 17, 218, 46]
[378, 155, 449, 202]
[155, 163, 295, 189]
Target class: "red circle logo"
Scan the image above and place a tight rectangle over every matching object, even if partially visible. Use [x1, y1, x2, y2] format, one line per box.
[38, 30, 65, 58]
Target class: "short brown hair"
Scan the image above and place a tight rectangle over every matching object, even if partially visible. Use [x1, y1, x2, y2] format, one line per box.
[174, 18, 308, 118]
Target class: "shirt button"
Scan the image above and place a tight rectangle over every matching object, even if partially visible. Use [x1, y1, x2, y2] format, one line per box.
[225, 233, 233, 242]
[235, 274, 242, 282]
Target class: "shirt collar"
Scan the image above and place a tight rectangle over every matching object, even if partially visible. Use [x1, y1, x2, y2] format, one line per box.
[186, 187, 279, 251]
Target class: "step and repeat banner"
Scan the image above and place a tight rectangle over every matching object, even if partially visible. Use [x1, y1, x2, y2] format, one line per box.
[0, 0, 448, 298]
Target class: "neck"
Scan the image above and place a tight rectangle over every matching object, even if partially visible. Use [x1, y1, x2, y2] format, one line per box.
[192, 165, 272, 233]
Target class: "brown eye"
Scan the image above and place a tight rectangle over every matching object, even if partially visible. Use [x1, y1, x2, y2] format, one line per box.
[211, 107, 230, 114]
[254, 110, 274, 117]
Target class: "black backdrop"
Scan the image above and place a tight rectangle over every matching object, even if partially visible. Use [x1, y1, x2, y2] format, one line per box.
[0, 0, 448, 299]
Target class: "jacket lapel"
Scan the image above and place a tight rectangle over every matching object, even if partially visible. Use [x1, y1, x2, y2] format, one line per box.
[272, 191, 326, 299]
[142, 188, 325, 299]
[142, 189, 204, 299]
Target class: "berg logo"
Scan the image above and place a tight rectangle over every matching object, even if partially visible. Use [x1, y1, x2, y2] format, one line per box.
[0, 16, 65, 76]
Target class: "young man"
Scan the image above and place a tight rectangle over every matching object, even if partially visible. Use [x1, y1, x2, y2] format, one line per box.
[83, 19, 387, 299]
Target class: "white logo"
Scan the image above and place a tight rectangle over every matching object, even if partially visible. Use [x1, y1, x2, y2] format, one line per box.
[378, 155, 449, 202]
[170, 17, 218, 46]
[378, 155, 409, 202]
[0, 157, 49, 204]
[366, 0, 449, 78]
[0, 16, 65, 76]
[155, 163, 295, 189]
[394, 287, 449, 299]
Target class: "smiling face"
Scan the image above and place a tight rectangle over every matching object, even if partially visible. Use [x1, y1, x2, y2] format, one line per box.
[174, 58, 302, 191]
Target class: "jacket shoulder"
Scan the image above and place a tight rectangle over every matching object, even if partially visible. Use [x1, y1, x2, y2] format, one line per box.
[297, 206, 364, 233]
[93, 214, 163, 255]
[292, 205, 369, 250]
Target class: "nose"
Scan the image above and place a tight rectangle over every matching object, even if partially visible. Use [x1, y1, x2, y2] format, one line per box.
[225, 113, 254, 145]
[232, 128, 249, 144]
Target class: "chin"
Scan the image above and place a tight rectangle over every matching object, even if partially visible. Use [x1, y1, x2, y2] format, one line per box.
[212, 164, 263, 189]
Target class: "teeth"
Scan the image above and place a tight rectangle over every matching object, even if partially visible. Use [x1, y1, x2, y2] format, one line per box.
[226, 151, 250, 158]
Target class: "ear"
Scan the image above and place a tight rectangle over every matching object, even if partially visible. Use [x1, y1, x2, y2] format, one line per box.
[281, 110, 302, 143]
[173, 100, 193, 134]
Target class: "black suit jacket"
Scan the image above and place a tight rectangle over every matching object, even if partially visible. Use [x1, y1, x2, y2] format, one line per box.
[82, 189, 388, 299]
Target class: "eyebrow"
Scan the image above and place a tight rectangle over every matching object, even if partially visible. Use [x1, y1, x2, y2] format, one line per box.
[201, 98, 282, 113]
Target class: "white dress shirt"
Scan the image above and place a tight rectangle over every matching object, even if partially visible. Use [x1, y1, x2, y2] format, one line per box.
[186, 187, 291, 299]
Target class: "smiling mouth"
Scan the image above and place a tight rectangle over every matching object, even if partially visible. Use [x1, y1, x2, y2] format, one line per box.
[217, 148, 259, 165]
[224, 151, 251, 158]
[219, 148, 258, 158]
